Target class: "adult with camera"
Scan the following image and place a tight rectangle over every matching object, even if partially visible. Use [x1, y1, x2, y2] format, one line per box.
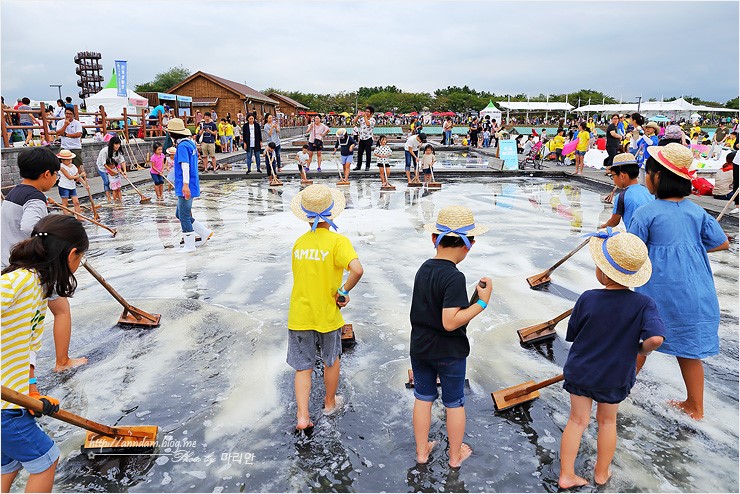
[353, 106, 375, 171]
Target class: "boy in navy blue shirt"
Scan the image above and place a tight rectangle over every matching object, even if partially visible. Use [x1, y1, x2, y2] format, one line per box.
[600, 153, 653, 229]
[410, 206, 491, 468]
[559, 229, 664, 489]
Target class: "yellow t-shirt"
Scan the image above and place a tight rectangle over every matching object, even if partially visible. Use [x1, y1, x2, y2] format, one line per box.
[586, 122, 596, 131]
[553, 135, 565, 150]
[691, 125, 701, 138]
[1, 269, 46, 410]
[225, 124, 234, 137]
[577, 131, 590, 151]
[218, 122, 225, 136]
[725, 134, 736, 149]
[288, 228, 358, 332]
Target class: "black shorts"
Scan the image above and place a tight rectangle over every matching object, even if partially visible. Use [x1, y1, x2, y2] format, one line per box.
[308, 140, 324, 152]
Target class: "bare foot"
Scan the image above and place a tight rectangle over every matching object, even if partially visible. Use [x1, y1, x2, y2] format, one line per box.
[53, 356, 88, 372]
[322, 395, 345, 416]
[558, 473, 589, 489]
[594, 467, 612, 486]
[669, 400, 703, 419]
[448, 443, 472, 468]
[416, 440, 437, 464]
[296, 415, 314, 431]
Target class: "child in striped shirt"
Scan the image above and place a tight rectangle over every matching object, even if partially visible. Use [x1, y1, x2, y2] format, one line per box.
[1, 215, 88, 492]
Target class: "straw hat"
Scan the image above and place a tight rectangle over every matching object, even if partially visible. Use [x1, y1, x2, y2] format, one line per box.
[644, 121, 660, 133]
[609, 152, 637, 167]
[423, 206, 489, 241]
[290, 184, 346, 229]
[336, 128, 347, 136]
[166, 147, 176, 155]
[647, 142, 695, 181]
[56, 149, 76, 160]
[166, 118, 191, 136]
[588, 229, 652, 287]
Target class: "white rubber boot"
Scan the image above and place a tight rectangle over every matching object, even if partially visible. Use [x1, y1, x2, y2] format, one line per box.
[179, 232, 197, 253]
[192, 220, 213, 247]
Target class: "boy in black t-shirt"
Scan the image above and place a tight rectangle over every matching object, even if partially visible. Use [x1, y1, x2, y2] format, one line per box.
[410, 206, 491, 468]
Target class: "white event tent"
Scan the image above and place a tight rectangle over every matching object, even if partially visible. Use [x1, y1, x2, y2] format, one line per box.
[479, 100, 502, 123]
[84, 70, 149, 119]
[497, 100, 574, 123]
[574, 97, 738, 121]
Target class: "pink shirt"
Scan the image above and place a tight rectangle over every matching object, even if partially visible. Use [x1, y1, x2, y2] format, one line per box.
[150, 153, 164, 174]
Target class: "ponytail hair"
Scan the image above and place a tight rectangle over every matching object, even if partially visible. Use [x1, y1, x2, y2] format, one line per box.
[3, 215, 89, 298]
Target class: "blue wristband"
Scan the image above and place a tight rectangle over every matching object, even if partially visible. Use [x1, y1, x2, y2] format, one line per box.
[337, 286, 349, 296]
[28, 377, 37, 385]
[476, 299, 487, 310]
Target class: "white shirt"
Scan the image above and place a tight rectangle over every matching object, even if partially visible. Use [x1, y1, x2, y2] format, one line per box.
[58, 163, 78, 189]
[53, 106, 65, 119]
[249, 124, 255, 147]
[56, 119, 82, 149]
[405, 135, 421, 153]
[297, 151, 310, 165]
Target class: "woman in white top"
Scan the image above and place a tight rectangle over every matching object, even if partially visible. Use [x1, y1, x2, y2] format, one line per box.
[95, 136, 127, 202]
[373, 135, 393, 186]
[305, 115, 330, 171]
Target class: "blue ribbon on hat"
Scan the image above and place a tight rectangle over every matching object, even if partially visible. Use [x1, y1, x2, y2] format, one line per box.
[302, 201, 338, 232]
[582, 227, 637, 275]
[434, 223, 475, 249]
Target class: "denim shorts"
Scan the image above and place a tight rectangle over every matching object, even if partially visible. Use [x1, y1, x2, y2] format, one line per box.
[410, 356, 466, 408]
[575, 150, 587, 156]
[423, 168, 431, 175]
[287, 329, 342, 371]
[58, 186, 77, 198]
[340, 154, 353, 165]
[150, 173, 164, 185]
[1, 409, 60, 474]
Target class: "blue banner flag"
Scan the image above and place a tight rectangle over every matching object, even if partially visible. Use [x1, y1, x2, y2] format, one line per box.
[115, 60, 127, 97]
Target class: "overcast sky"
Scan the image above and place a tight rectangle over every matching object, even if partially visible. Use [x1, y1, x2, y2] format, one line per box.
[2, 0, 738, 106]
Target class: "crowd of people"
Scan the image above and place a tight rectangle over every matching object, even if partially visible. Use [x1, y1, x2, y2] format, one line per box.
[0, 94, 738, 492]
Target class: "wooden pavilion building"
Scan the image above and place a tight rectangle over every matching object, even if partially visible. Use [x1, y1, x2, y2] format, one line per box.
[167, 71, 278, 121]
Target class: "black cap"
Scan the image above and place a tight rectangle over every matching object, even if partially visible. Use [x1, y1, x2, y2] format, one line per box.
[418, 132, 427, 142]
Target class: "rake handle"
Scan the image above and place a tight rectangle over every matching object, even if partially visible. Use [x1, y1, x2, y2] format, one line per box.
[504, 374, 564, 401]
[48, 198, 116, 236]
[717, 188, 740, 221]
[81, 177, 100, 221]
[544, 238, 590, 275]
[82, 260, 132, 312]
[121, 172, 146, 198]
[519, 308, 574, 338]
[2, 385, 115, 437]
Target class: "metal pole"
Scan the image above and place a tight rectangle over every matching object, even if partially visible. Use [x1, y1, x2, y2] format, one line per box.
[50, 84, 62, 101]
[637, 96, 642, 114]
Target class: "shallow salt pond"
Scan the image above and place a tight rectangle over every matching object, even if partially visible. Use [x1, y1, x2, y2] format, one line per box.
[26, 177, 739, 492]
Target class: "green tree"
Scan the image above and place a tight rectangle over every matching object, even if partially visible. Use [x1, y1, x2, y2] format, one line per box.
[725, 97, 739, 109]
[134, 66, 192, 92]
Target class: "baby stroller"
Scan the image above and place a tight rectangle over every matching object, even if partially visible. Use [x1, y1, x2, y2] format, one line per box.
[519, 141, 544, 170]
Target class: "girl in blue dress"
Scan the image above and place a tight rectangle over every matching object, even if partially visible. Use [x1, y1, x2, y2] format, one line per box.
[629, 143, 729, 420]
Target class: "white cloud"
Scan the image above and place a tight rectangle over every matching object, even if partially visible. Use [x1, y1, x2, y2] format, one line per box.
[1, 0, 737, 105]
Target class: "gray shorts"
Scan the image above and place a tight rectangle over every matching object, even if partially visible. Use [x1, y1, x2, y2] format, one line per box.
[287, 329, 342, 371]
